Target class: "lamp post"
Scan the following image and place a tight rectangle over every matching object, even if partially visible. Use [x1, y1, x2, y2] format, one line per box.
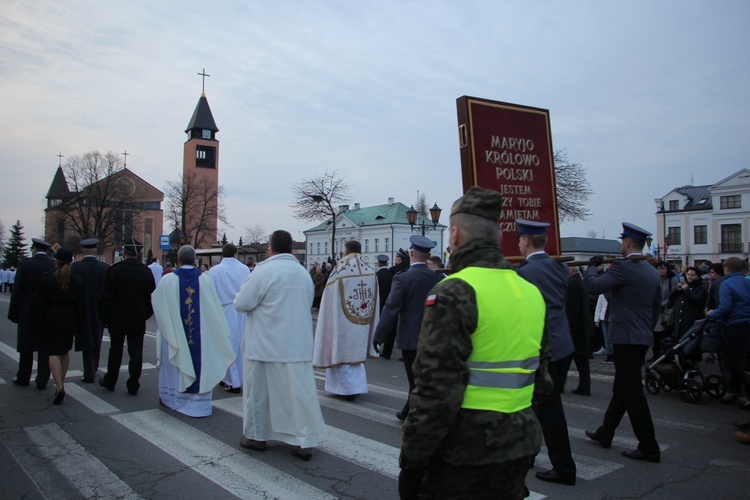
[312, 194, 337, 265]
[406, 203, 442, 236]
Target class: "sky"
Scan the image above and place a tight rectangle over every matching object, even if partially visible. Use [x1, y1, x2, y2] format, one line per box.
[1, 0, 748, 248]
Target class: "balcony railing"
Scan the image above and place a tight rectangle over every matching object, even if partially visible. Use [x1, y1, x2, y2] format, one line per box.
[718, 242, 744, 253]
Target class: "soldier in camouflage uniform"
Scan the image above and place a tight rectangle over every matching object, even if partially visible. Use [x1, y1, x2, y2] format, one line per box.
[399, 186, 553, 499]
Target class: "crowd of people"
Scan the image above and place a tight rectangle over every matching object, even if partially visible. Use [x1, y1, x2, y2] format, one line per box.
[6, 185, 750, 498]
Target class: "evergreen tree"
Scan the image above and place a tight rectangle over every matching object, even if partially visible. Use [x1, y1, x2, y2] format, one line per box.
[238, 236, 243, 246]
[221, 233, 228, 245]
[3, 220, 29, 268]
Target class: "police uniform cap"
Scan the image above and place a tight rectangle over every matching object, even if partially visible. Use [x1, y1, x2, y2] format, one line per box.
[450, 186, 503, 221]
[55, 247, 73, 263]
[409, 235, 435, 254]
[122, 237, 144, 256]
[80, 238, 100, 248]
[619, 222, 651, 242]
[515, 219, 550, 238]
[376, 254, 389, 264]
[396, 248, 409, 260]
[31, 238, 52, 249]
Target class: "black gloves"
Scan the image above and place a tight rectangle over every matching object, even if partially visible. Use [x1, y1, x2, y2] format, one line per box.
[589, 255, 604, 268]
[372, 340, 381, 354]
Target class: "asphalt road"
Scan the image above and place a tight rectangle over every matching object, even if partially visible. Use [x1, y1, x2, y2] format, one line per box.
[0, 293, 748, 499]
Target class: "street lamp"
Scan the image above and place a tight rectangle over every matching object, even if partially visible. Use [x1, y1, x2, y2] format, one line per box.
[311, 194, 337, 265]
[406, 203, 442, 236]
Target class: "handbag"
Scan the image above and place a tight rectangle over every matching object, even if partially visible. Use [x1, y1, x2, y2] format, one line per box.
[661, 307, 675, 329]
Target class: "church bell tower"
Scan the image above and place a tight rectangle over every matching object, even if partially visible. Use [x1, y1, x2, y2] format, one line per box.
[183, 69, 219, 249]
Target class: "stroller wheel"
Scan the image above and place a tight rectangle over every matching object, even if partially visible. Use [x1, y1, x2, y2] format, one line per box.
[704, 375, 726, 399]
[679, 379, 703, 403]
[645, 370, 661, 395]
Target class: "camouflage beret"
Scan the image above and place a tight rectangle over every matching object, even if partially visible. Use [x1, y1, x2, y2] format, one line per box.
[450, 186, 503, 221]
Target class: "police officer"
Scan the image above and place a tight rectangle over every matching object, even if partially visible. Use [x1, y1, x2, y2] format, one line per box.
[515, 218, 577, 485]
[374, 235, 443, 421]
[584, 222, 661, 463]
[71, 238, 109, 383]
[399, 187, 552, 499]
[380, 248, 410, 359]
[8, 238, 55, 389]
[98, 237, 156, 395]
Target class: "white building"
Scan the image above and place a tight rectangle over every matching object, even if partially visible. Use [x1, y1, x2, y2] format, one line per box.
[304, 197, 447, 269]
[654, 168, 750, 266]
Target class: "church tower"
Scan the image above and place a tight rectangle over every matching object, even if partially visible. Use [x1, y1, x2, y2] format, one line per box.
[183, 88, 220, 249]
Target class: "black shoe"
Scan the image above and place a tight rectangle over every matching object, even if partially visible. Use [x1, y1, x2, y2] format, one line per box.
[571, 388, 591, 396]
[219, 381, 226, 387]
[127, 389, 138, 396]
[339, 394, 357, 401]
[290, 446, 312, 461]
[622, 449, 660, 463]
[585, 430, 612, 449]
[11, 377, 30, 387]
[81, 377, 95, 384]
[224, 386, 241, 394]
[36, 384, 47, 391]
[731, 420, 750, 430]
[53, 389, 65, 405]
[99, 377, 114, 392]
[535, 469, 575, 486]
[396, 411, 406, 421]
[239, 437, 267, 451]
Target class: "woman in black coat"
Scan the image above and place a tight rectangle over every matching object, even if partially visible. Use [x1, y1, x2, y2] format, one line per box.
[32, 248, 85, 405]
[668, 266, 707, 339]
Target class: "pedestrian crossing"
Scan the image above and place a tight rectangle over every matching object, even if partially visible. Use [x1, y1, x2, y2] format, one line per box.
[2, 366, 719, 500]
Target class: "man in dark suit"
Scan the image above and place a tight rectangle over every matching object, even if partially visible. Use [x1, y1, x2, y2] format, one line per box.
[8, 238, 55, 389]
[98, 238, 156, 395]
[584, 222, 661, 463]
[71, 238, 110, 383]
[515, 219, 577, 486]
[374, 235, 443, 420]
[375, 254, 392, 312]
[380, 248, 410, 360]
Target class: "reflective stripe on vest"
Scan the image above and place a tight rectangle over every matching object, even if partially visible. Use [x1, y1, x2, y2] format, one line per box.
[446, 267, 545, 413]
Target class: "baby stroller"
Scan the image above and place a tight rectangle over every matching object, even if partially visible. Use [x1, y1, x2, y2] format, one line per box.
[644, 319, 726, 403]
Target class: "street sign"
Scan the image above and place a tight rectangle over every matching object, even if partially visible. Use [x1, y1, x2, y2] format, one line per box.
[159, 235, 170, 250]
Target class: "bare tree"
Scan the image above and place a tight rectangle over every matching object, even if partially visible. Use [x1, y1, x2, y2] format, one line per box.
[0, 217, 5, 260]
[555, 150, 593, 223]
[244, 223, 267, 246]
[59, 151, 144, 249]
[290, 170, 351, 264]
[415, 192, 429, 218]
[164, 170, 228, 249]
[586, 230, 599, 238]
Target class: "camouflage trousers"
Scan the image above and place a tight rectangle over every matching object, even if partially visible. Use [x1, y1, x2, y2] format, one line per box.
[417, 455, 532, 500]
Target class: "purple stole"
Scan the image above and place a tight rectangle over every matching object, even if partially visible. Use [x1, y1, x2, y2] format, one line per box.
[175, 267, 202, 394]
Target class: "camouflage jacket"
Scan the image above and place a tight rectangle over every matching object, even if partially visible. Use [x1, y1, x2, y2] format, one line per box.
[399, 239, 553, 470]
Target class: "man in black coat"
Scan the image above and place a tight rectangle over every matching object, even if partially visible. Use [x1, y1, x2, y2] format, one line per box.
[515, 219, 577, 486]
[380, 248, 410, 360]
[71, 238, 110, 383]
[98, 238, 156, 395]
[374, 236, 443, 420]
[8, 238, 55, 389]
[375, 254, 392, 314]
[566, 266, 592, 395]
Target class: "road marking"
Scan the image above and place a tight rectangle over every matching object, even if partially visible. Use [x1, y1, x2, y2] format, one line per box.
[1, 423, 141, 499]
[64, 382, 121, 415]
[113, 409, 335, 500]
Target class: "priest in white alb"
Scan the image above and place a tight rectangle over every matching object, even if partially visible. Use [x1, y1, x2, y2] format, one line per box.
[208, 243, 250, 393]
[234, 230, 326, 460]
[152, 245, 235, 417]
[313, 240, 379, 400]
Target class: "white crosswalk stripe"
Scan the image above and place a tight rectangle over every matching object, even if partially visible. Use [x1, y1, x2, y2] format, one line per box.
[113, 409, 335, 500]
[1, 423, 141, 499]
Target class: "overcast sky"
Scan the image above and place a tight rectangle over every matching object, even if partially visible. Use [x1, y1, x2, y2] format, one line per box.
[1, 1, 748, 248]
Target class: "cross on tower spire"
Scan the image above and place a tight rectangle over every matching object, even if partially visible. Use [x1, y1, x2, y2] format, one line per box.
[198, 68, 210, 92]
[122, 150, 130, 168]
[57, 153, 63, 167]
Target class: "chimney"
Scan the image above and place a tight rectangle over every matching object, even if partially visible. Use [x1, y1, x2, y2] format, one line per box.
[354, 203, 360, 210]
[388, 197, 394, 205]
[338, 205, 349, 214]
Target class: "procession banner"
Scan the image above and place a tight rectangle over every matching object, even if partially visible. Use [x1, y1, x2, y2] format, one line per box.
[456, 96, 560, 260]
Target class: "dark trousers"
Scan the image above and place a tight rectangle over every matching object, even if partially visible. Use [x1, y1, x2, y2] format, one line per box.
[572, 353, 591, 393]
[401, 349, 417, 416]
[599, 344, 659, 454]
[82, 348, 101, 381]
[721, 322, 750, 394]
[102, 325, 145, 393]
[535, 355, 576, 480]
[17, 351, 50, 388]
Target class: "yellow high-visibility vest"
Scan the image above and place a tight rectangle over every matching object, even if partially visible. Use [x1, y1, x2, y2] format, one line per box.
[446, 267, 545, 413]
